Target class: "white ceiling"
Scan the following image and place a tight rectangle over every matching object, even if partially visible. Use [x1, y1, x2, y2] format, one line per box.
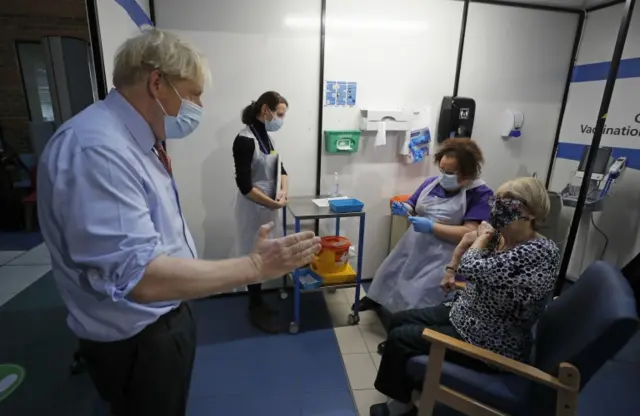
[481, 0, 620, 10]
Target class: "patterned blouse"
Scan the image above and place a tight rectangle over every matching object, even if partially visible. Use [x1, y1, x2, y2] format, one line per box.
[449, 237, 560, 362]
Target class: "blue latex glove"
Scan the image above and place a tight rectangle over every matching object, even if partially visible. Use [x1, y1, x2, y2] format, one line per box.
[409, 216, 434, 233]
[391, 201, 409, 216]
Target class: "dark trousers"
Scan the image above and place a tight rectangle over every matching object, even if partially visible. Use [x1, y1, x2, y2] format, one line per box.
[247, 283, 262, 304]
[374, 303, 493, 403]
[78, 303, 197, 416]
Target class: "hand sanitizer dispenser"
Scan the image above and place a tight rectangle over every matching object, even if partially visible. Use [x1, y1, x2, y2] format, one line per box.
[437, 96, 476, 143]
[501, 110, 524, 139]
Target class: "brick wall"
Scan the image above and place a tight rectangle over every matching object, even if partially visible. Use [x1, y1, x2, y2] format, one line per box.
[0, 0, 89, 153]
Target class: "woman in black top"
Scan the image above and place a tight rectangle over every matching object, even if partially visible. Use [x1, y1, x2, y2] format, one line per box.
[232, 91, 289, 333]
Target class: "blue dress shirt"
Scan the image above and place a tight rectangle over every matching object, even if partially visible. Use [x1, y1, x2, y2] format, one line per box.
[37, 90, 197, 342]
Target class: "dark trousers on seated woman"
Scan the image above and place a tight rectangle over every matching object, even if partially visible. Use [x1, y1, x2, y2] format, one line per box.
[374, 303, 494, 403]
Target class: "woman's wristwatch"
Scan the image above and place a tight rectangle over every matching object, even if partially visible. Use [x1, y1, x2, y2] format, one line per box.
[445, 265, 457, 273]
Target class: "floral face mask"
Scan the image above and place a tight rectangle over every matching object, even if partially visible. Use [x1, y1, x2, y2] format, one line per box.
[489, 196, 528, 230]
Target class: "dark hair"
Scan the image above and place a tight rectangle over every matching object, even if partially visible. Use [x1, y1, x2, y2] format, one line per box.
[434, 138, 484, 179]
[241, 91, 288, 125]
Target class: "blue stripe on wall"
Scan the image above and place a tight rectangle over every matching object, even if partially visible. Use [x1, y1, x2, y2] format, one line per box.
[115, 0, 153, 28]
[556, 142, 640, 170]
[571, 57, 640, 83]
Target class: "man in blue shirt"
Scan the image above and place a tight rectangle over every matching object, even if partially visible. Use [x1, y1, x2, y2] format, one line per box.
[37, 29, 319, 416]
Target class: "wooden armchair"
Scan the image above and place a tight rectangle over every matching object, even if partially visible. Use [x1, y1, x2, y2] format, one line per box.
[407, 261, 638, 416]
[418, 329, 579, 416]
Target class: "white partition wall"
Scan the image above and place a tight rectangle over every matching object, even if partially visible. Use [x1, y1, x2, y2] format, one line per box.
[549, 4, 640, 276]
[96, 0, 151, 89]
[458, 4, 579, 190]
[155, 0, 321, 264]
[320, 0, 464, 279]
[144, 0, 618, 283]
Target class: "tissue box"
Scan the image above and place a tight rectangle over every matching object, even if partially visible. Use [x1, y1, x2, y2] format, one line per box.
[325, 131, 360, 154]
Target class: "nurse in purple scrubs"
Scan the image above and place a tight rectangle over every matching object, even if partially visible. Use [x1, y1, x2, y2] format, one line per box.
[360, 138, 493, 313]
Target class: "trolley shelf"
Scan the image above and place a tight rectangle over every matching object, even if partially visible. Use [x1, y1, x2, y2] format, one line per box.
[281, 196, 366, 334]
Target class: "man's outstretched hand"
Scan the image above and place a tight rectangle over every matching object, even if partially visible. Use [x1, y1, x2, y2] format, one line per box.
[249, 223, 321, 280]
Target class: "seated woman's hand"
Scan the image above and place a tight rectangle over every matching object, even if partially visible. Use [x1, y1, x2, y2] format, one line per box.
[460, 229, 478, 248]
[477, 221, 495, 239]
[440, 268, 456, 293]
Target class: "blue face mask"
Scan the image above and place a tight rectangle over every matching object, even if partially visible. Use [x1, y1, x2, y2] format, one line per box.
[265, 111, 284, 132]
[157, 84, 203, 139]
[439, 173, 460, 191]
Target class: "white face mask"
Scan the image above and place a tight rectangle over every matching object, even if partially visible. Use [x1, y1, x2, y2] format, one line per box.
[439, 173, 460, 191]
[265, 111, 283, 132]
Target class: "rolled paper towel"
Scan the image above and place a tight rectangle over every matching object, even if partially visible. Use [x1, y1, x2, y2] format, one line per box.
[375, 121, 387, 147]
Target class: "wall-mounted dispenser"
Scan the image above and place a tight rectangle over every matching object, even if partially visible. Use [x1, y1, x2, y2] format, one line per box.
[325, 130, 361, 154]
[436, 96, 476, 143]
[360, 109, 412, 132]
[500, 110, 524, 139]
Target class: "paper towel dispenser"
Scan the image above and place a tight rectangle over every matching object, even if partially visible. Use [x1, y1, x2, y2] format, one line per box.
[437, 96, 476, 143]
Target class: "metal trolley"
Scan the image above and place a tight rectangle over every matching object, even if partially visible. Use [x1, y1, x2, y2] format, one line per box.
[280, 196, 366, 334]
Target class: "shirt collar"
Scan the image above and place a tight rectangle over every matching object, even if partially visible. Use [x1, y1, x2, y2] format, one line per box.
[104, 89, 157, 153]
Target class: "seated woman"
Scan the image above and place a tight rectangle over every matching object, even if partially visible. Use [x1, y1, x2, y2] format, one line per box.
[369, 177, 560, 416]
[360, 138, 493, 313]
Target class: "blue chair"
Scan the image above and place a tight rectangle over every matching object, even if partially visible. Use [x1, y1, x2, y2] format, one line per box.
[406, 261, 638, 416]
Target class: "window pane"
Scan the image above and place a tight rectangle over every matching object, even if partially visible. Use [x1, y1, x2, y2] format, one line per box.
[16, 42, 54, 123]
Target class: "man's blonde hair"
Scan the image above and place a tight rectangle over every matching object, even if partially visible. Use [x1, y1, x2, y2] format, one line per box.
[113, 28, 210, 88]
[498, 177, 550, 229]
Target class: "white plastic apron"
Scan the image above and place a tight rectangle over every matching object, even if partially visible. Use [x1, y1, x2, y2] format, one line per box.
[231, 126, 282, 257]
[367, 178, 485, 313]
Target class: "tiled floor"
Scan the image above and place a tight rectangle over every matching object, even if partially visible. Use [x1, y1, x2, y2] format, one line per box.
[323, 287, 388, 415]
[0, 244, 51, 307]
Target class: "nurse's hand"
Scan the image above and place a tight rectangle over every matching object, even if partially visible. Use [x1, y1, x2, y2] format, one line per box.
[250, 222, 321, 279]
[408, 216, 434, 233]
[276, 190, 288, 205]
[391, 201, 409, 216]
[270, 198, 286, 210]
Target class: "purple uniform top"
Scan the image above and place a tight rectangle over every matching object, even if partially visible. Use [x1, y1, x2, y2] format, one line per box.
[407, 176, 493, 223]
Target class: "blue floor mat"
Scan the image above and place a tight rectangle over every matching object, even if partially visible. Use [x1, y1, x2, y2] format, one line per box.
[0, 274, 356, 416]
[0, 232, 43, 251]
[188, 291, 356, 415]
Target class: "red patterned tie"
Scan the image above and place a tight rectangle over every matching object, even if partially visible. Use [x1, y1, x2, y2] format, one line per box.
[154, 143, 172, 176]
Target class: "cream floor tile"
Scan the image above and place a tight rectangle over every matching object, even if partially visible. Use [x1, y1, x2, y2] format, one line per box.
[0, 251, 24, 266]
[341, 286, 366, 304]
[360, 321, 387, 354]
[327, 300, 354, 327]
[370, 352, 381, 370]
[353, 389, 387, 416]
[357, 310, 382, 326]
[0, 265, 50, 294]
[343, 353, 377, 391]
[323, 288, 347, 305]
[7, 244, 51, 266]
[335, 326, 368, 354]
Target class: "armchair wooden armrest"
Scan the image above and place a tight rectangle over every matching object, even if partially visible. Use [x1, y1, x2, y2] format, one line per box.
[418, 328, 580, 416]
